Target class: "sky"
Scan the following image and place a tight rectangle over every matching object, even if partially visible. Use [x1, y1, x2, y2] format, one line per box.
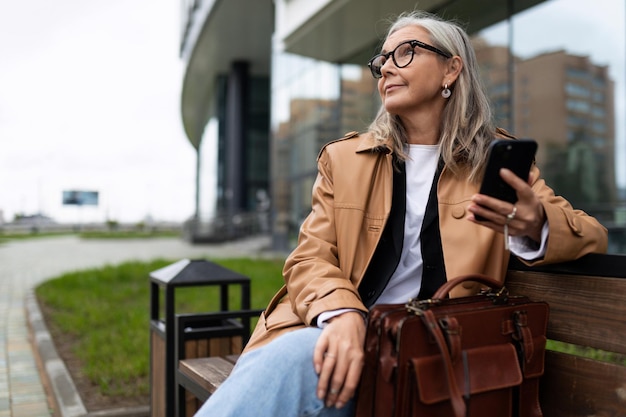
[0, 0, 196, 224]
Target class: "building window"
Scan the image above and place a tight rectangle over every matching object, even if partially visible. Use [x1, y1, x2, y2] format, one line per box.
[566, 82, 591, 98]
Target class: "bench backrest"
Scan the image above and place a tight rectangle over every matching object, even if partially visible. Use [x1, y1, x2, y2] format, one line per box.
[506, 254, 626, 417]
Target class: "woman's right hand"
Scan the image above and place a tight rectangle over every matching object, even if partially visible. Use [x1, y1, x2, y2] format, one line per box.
[468, 168, 546, 243]
[313, 311, 366, 409]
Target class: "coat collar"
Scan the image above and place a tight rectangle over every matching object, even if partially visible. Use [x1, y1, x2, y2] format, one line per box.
[318, 131, 393, 160]
[355, 132, 393, 154]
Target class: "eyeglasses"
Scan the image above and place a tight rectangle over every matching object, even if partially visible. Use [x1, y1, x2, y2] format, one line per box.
[367, 39, 452, 79]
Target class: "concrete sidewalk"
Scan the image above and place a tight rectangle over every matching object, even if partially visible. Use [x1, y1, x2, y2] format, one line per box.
[0, 235, 274, 417]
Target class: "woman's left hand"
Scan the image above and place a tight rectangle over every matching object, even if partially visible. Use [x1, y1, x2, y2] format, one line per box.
[467, 168, 546, 243]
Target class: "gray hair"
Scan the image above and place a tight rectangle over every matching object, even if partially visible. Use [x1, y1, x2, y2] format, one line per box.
[368, 10, 495, 182]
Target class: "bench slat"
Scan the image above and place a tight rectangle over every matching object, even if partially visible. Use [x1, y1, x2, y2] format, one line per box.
[540, 350, 626, 416]
[224, 354, 240, 364]
[506, 270, 626, 355]
[179, 357, 235, 398]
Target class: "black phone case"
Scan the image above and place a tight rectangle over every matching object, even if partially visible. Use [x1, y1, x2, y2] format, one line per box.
[476, 139, 537, 220]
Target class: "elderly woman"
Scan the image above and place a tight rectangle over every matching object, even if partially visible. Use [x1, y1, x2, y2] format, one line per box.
[194, 10, 607, 417]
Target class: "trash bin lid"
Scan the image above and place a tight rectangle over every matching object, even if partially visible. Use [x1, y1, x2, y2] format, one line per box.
[149, 259, 250, 286]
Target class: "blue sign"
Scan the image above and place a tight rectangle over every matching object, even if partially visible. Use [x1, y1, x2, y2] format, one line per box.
[62, 190, 99, 206]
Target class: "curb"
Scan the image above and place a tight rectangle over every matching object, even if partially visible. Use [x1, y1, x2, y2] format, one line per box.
[25, 291, 150, 417]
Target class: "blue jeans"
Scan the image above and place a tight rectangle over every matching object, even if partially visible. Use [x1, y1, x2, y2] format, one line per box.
[193, 327, 355, 417]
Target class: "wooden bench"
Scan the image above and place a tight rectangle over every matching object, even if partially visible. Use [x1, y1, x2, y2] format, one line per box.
[505, 254, 626, 416]
[177, 253, 626, 417]
[178, 355, 239, 402]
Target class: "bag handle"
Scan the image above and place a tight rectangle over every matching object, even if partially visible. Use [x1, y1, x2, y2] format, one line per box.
[432, 274, 503, 300]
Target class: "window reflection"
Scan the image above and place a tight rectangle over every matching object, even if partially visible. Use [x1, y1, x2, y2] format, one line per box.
[477, 0, 625, 252]
[271, 53, 378, 246]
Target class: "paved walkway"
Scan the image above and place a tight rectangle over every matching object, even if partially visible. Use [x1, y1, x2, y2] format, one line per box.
[0, 235, 274, 417]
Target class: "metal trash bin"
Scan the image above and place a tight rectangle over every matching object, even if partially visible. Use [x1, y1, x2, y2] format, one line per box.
[149, 259, 252, 417]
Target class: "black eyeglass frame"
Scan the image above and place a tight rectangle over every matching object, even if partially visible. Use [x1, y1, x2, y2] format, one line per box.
[367, 39, 452, 79]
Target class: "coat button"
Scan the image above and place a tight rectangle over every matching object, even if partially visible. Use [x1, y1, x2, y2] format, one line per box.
[451, 206, 465, 219]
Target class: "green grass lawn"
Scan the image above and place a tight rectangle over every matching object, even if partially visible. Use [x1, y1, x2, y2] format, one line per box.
[0, 231, 73, 242]
[78, 230, 183, 239]
[0, 229, 181, 243]
[35, 257, 285, 398]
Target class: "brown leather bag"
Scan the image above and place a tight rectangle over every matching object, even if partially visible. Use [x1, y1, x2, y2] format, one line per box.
[355, 274, 549, 417]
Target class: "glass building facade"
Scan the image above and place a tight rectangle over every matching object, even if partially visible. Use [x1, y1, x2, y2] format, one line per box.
[269, 0, 626, 253]
[179, 0, 626, 253]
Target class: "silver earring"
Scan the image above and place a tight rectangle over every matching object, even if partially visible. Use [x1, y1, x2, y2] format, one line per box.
[441, 84, 451, 98]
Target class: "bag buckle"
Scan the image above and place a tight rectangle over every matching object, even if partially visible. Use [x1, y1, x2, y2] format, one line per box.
[405, 298, 442, 315]
[481, 286, 510, 304]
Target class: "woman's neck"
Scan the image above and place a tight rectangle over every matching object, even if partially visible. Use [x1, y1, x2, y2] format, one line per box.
[403, 124, 440, 145]
[399, 110, 442, 145]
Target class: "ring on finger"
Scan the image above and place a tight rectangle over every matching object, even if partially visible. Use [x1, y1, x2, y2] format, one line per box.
[505, 206, 517, 225]
[324, 353, 336, 359]
[330, 388, 340, 395]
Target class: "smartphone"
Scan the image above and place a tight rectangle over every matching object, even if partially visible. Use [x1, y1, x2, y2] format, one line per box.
[475, 139, 538, 220]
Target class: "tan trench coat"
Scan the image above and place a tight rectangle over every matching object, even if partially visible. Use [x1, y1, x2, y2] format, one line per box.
[245, 131, 608, 351]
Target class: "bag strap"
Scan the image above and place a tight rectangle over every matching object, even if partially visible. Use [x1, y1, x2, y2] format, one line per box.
[421, 309, 466, 417]
[415, 273, 503, 417]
